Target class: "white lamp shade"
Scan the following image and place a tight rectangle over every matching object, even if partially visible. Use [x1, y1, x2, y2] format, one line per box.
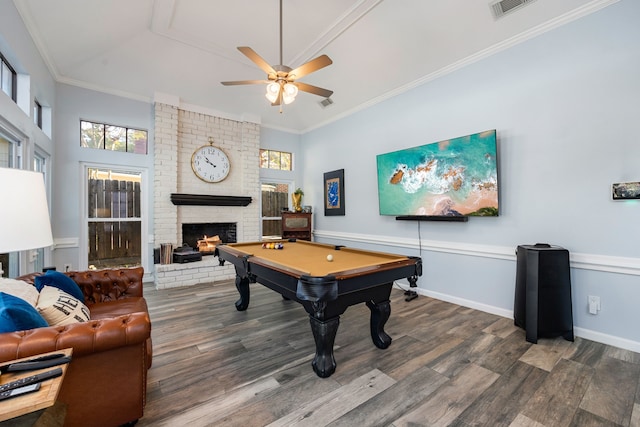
[0, 167, 54, 253]
[282, 83, 298, 105]
[265, 82, 280, 103]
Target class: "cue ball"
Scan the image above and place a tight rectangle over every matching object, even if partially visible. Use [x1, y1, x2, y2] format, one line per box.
[326, 254, 333, 262]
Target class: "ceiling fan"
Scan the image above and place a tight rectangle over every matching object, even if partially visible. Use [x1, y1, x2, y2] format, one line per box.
[221, 0, 333, 108]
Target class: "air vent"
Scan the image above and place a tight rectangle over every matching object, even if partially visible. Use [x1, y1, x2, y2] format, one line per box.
[319, 98, 334, 108]
[490, 0, 536, 19]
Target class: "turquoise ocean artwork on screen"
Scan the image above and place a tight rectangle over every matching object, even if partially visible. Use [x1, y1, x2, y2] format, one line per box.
[376, 130, 499, 217]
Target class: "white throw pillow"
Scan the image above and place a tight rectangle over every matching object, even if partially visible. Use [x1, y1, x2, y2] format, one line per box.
[36, 286, 90, 326]
[0, 278, 39, 307]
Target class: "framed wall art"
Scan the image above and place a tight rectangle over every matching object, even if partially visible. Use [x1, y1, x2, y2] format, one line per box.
[324, 169, 345, 216]
[612, 182, 640, 200]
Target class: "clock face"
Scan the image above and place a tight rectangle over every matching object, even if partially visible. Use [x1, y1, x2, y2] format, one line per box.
[191, 145, 230, 183]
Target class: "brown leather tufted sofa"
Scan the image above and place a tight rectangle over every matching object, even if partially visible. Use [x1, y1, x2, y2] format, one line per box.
[0, 266, 152, 427]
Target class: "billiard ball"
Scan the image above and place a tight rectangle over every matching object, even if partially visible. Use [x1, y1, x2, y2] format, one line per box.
[327, 254, 333, 262]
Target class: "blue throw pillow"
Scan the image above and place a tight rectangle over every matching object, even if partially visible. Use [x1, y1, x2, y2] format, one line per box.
[0, 292, 48, 333]
[34, 270, 85, 302]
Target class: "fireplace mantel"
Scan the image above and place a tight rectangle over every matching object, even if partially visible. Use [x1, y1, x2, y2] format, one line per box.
[170, 193, 252, 206]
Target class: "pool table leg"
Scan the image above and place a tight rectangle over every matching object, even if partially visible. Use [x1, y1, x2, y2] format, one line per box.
[366, 299, 392, 349]
[309, 316, 340, 378]
[235, 275, 250, 311]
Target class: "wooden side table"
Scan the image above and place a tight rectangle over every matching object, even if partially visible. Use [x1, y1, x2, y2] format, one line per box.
[0, 348, 72, 425]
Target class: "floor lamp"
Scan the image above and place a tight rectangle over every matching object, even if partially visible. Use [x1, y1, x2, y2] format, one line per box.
[0, 167, 54, 277]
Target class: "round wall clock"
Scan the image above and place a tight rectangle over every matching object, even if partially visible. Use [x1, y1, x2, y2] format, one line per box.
[191, 144, 230, 183]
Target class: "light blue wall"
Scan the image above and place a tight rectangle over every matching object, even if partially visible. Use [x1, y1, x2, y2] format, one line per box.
[53, 84, 154, 271]
[259, 127, 302, 186]
[300, 0, 640, 350]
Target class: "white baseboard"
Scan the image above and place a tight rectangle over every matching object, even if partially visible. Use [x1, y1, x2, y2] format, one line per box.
[393, 282, 513, 318]
[393, 283, 640, 354]
[573, 327, 640, 354]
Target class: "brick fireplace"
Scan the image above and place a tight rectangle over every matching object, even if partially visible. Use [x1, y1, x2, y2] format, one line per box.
[153, 101, 260, 289]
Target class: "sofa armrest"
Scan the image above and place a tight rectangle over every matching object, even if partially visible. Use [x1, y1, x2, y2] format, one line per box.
[0, 312, 151, 363]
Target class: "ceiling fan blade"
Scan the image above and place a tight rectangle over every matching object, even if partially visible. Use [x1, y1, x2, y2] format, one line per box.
[237, 46, 276, 75]
[288, 55, 333, 80]
[294, 82, 333, 98]
[221, 80, 270, 86]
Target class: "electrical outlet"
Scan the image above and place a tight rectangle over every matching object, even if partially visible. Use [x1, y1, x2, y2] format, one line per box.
[64, 264, 72, 272]
[588, 295, 601, 315]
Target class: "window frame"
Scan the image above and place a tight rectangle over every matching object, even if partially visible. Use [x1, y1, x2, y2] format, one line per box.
[0, 51, 17, 102]
[81, 163, 149, 271]
[34, 99, 42, 129]
[80, 119, 148, 154]
[259, 149, 292, 171]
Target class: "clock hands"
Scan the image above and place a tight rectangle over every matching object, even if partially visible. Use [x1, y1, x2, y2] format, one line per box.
[204, 156, 217, 167]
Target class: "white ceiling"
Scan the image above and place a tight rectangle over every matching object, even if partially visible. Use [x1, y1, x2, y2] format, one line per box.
[15, 0, 616, 133]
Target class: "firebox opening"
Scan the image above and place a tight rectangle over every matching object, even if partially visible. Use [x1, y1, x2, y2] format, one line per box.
[182, 222, 237, 252]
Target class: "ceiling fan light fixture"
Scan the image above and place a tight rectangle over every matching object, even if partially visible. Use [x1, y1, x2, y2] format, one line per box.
[221, 0, 333, 109]
[282, 83, 298, 104]
[265, 82, 280, 103]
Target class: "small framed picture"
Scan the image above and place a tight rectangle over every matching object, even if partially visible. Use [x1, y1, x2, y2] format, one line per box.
[612, 182, 640, 200]
[324, 169, 345, 216]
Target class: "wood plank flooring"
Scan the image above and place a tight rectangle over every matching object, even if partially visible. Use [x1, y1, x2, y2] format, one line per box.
[137, 280, 640, 427]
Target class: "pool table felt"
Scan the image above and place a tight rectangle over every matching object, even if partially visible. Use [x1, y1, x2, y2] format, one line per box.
[225, 240, 412, 277]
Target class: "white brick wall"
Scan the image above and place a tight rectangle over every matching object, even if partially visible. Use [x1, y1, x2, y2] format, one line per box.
[153, 103, 261, 289]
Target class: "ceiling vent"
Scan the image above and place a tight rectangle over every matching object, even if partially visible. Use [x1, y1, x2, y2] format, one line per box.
[490, 0, 537, 19]
[319, 98, 334, 108]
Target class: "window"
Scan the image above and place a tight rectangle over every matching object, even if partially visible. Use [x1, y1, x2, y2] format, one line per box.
[0, 130, 20, 277]
[32, 153, 48, 273]
[260, 149, 292, 170]
[0, 130, 19, 168]
[34, 100, 42, 129]
[261, 182, 290, 239]
[86, 167, 143, 269]
[0, 52, 17, 102]
[81, 120, 148, 154]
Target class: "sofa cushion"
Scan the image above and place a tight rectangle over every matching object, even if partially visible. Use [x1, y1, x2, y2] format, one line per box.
[36, 286, 91, 326]
[89, 297, 148, 320]
[0, 292, 49, 332]
[35, 270, 85, 302]
[0, 278, 39, 306]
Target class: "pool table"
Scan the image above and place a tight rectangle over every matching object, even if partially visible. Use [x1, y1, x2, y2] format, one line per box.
[215, 240, 422, 378]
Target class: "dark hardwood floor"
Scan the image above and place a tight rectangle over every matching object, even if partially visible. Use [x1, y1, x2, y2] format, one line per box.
[138, 280, 640, 427]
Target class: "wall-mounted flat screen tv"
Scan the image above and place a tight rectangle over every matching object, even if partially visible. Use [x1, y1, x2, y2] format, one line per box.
[376, 130, 499, 217]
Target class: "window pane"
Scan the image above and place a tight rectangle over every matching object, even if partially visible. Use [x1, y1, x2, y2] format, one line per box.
[259, 149, 269, 168]
[127, 129, 148, 154]
[105, 125, 126, 152]
[81, 121, 104, 148]
[88, 220, 141, 269]
[262, 219, 282, 238]
[34, 101, 42, 129]
[280, 152, 291, 170]
[261, 183, 289, 217]
[88, 168, 142, 219]
[268, 151, 281, 169]
[87, 167, 142, 269]
[1, 63, 11, 97]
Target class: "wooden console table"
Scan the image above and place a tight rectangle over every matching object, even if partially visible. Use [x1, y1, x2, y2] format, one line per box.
[0, 348, 72, 424]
